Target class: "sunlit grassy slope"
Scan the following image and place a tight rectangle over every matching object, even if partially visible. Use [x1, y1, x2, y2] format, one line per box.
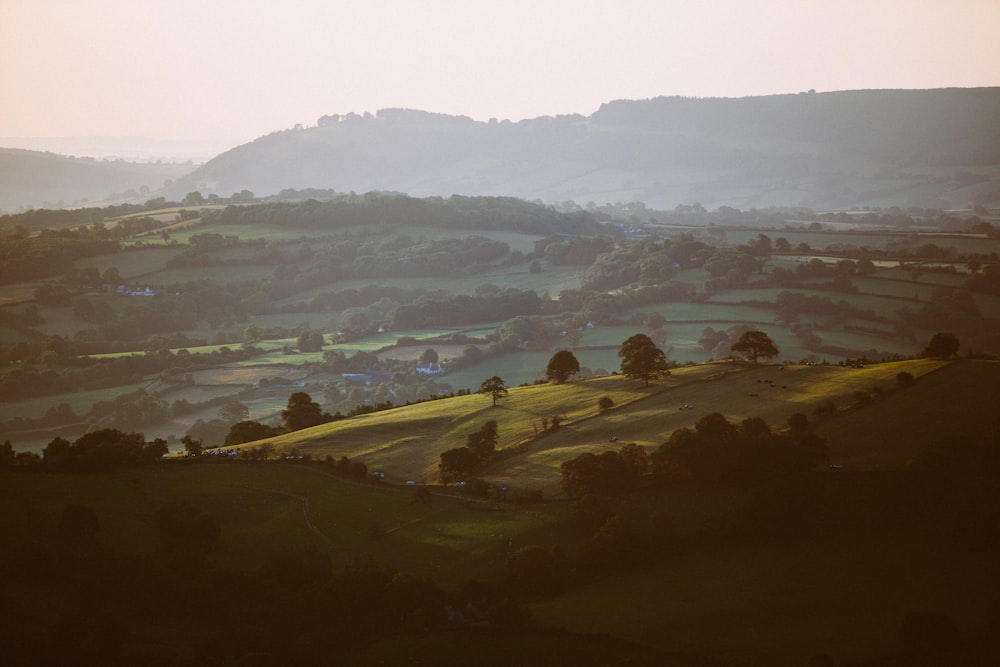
[234, 358, 988, 494]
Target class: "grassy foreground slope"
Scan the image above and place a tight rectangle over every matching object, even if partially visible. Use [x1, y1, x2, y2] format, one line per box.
[814, 358, 1000, 467]
[530, 531, 999, 666]
[239, 358, 987, 493]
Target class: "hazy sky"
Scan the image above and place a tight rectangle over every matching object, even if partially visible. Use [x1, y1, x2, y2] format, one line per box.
[2, 0, 999, 158]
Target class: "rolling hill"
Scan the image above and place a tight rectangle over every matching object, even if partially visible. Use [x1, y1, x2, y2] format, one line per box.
[0, 148, 195, 212]
[169, 88, 1000, 210]
[233, 357, 996, 494]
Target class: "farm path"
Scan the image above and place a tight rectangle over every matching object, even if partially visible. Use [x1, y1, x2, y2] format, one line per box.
[235, 483, 351, 563]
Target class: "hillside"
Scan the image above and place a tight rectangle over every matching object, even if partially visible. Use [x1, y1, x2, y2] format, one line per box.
[169, 88, 1000, 210]
[235, 358, 994, 494]
[5, 359, 999, 665]
[0, 148, 196, 212]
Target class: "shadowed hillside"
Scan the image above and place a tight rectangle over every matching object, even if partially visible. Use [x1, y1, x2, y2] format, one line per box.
[0, 148, 195, 212]
[169, 88, 1000, 210]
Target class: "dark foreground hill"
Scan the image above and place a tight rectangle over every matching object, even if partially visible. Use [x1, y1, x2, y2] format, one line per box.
[170, 88, 1000, 210]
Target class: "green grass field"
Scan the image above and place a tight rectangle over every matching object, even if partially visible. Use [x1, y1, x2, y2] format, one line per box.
[816, 359, 1000, 467]
[232, 359, 960, 494]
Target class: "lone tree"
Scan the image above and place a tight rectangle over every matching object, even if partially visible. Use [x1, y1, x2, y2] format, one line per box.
[922, 332, 960, 358]
[618, 333, 670, 386]
[731, 330, 780, 363]
[281, 392, 327, 432]
[546, 350, 580, 384]
[479, 376, 509, 407]
[419, 348, 439, 365]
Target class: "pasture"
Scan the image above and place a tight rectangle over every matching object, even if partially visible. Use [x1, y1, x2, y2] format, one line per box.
[0, 381, 151, 421]
[0, 463, 569, 586]
[240, 359, 955, 493]
[530, 531, 1000, 665]
[816, 359, 1000, 467]
[72, 246, 184, 280]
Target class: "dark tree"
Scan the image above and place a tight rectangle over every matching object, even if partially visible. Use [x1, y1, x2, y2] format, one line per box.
[181, 435, 202, 457]
[598, 396, 615, 412]
[297, 330, 325, 353]
[0, 440, 14, 466]
[42, 437, 72, 465]
[466, 420, 499, 462]
[439, 446, 480, 483]
[561, 450, 634, 496]
[281, 392, 327, 431]
[618, 333, 670, 386]
[618, 442, 650, 477]
[479, 376, 508, 407]
[731, 330, 780, 363]
[545, 349, 580, 384]
[922, 332, 960, 358]
[42, 430, 165, 470]
[225, 420, 283, 446]
[419, 348, 439, 364]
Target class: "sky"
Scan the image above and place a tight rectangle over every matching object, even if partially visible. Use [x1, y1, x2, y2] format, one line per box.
[2, 0, 999, 160]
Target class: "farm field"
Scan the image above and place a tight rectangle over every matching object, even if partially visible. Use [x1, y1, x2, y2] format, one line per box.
[0, 380, 151, 421]
[235, 359, 960, 491]
[707, 227, 1000, 257]
[72, 246, 186, 280]
[323, 263, 587, 300]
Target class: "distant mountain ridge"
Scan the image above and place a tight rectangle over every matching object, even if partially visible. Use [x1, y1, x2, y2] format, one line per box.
[169, 88, 1000, 210]
[0, 148, 195, 213]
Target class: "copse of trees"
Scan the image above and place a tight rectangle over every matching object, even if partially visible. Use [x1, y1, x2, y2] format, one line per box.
[40, 428, 167, 470]
[439, 420, 500, 483]
[296, 329, 326, 353]
[922, 332, 960, 358]
[205, 193, 603, 236]
[225, 420, 283, 446]
[650, 412, 828, 484]
[561, 442, 650, 496]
